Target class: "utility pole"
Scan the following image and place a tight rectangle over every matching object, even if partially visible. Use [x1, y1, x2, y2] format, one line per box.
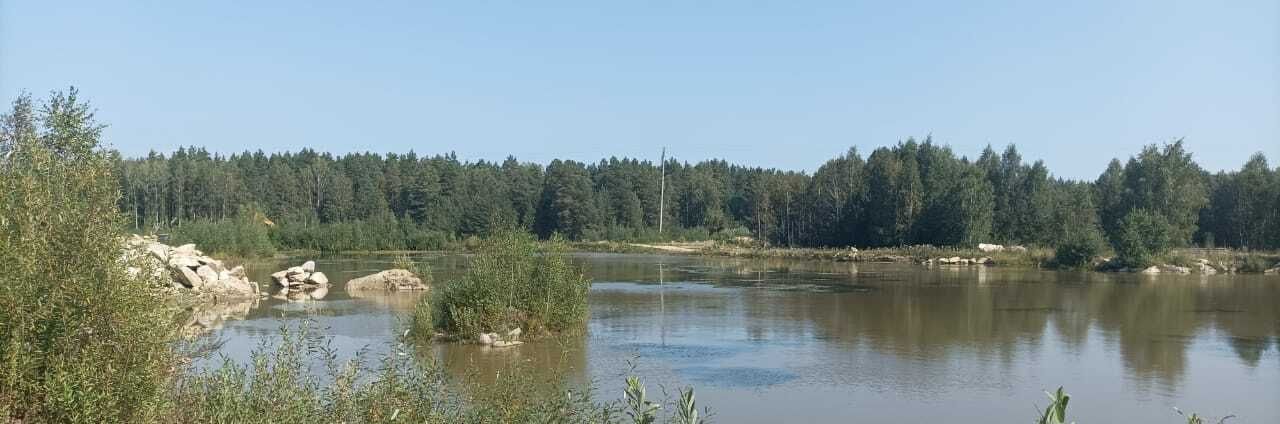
[658, 147, 666, 235]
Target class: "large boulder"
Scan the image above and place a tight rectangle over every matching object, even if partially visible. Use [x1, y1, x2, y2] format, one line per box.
[978, 243, 1005, 253]
[301, 260, 316, 272]
[345, 269, 427, 291]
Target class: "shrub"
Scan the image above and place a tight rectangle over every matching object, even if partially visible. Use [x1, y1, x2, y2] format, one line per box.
[1053, 228, 1104, 268]
[1111, 209, 1172, 268]
[0, 89, 176, 423]
[170, 206, 276, 258]
[415, 230, 590, 339]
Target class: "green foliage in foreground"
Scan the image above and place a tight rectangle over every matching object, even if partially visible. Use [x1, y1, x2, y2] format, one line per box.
[172, 322, 713, 424]
[1, 89, 177, 423]
[415, 230, 590, 338]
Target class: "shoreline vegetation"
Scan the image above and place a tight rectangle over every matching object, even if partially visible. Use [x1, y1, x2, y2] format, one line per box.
[1, 89, 1267, 422]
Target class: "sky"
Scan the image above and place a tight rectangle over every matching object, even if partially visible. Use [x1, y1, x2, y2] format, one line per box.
[1, 1, 1276, 179]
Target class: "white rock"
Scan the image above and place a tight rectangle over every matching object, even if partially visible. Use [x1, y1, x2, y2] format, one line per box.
[172, 244, 199, 257]
[196, 265, 219, 285]
[978, 243, 1005, 253]
[506, 328, 522, 340]
[345, 269, 427, 291]
[307, 285, 329, 300]
[478, 333, 496, 345]
[305, 272, 329, 286]
[168, 255, 202, 269]
[301, 260, 316, 272]
[1141, 266, 1161, 274]
[177, 266, 204, 288]
[1008, 245, 1028, 253]
[145, 244, 169, 262]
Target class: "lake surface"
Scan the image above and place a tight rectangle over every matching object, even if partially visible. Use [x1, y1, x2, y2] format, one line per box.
[197, 253, 1280, 423]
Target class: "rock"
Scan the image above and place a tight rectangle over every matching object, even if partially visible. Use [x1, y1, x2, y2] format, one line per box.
[1263, 267, 1279, 275]
[478, 332, 496, 345]
[1141, 266, 1161, 274]
[978, 243, 1005, 253]
[490, 340, 524, 348]
[285, 266, 307, 278]
[173, 244, 198, 255]
[228, 265, 246, 278]
[1158, 265, 1191, 275]
[307, 285, 329, 300]
[177, 266, 204, 288]
[305, 272, 329, 286]
[506, 328, 522, 340]
[1008, 245, 1028, 253]
[271, 270, 290, 287]
[301, 260, 316, 272]
[345, 269, 427, 291]
[1195, 260, 1218, 275]
[145, 244, 169, 262]
[195, 265, 219, 285]
[168, 255, 202, 269]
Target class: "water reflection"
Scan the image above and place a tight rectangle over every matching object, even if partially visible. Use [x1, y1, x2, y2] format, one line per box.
[202, 253, 1280, 423]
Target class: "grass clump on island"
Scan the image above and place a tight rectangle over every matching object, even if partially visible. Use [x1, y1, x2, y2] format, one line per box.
[413, 230, 590, 340]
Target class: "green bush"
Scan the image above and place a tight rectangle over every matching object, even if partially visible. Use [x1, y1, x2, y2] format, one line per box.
[1111, 209, 1172, 268]
[1053, 228, 1105, 268]
[415, 230, 590, 339]
[170, 207, 275, 257]
[0, 89, 176, 423]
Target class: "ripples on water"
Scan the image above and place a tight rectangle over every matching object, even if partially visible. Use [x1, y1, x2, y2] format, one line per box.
[194, 252, 1280, 423]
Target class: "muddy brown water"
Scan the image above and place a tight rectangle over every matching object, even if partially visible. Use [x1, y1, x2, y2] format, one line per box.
[195, 253, 1280, 423]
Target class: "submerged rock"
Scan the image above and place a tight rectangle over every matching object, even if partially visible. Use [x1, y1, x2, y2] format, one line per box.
[345, 269, 427, 291]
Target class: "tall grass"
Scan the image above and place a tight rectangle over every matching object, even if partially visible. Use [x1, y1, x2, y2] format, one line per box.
[415, 230, 590, 339]
[169, 322, 461, 423]
[1, 89, 177, 423]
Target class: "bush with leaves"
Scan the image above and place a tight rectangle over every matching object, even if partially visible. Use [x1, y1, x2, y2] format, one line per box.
[415, 230, 590, 339]
[0, 89, 177, 423]
[1111, 209, 1173, 268]
[1052, 227, 1105, 268]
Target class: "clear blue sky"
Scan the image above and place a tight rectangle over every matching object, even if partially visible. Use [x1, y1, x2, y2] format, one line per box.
[2, 1, 1276, 179]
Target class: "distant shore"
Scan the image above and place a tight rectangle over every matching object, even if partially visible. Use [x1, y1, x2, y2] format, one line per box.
[567, 241, 1280, 275]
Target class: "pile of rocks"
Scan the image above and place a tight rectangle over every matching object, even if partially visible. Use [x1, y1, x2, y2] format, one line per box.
[270, 261, 329, 288]
[269, 261, 330, 301]
[478, 328, 523, 348]
[1139, 264, 1191, 275]
[923, 256, 994, 266]
[345, 269, 428, 291]
[977, 243, 1028, 253]
[123, 235, 261, 300]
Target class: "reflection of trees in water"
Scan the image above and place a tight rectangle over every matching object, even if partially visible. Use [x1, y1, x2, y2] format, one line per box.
[580, 255, 1280, 395]
[787, 269, 1279, 394]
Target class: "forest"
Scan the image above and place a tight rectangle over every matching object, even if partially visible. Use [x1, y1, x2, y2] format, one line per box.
[113, 139, 1279, 255]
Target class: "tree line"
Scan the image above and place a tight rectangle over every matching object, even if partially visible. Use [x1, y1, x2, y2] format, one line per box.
[112, 137, 1279, 253]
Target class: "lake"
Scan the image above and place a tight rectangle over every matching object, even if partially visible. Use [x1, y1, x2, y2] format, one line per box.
[195, 252, 1280, 423]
